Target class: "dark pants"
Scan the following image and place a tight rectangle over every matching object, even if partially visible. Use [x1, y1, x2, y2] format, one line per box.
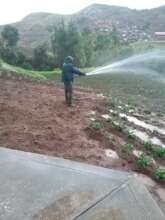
[64, 82, 73, 105]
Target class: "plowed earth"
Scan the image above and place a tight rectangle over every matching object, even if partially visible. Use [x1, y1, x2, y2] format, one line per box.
[0, 78, 129, 169]
[0, 77, 164, 214]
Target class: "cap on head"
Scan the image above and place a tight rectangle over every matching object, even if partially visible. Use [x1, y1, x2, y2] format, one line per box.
[65, 56, 74, 63]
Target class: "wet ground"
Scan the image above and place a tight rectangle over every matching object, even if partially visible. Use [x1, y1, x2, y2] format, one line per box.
[0, 77, 164, 214]
[0, 79, 102, 163]
[0, 78, 130, 169]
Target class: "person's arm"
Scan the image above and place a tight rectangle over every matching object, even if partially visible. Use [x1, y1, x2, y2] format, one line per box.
[72, 66, 86, 76]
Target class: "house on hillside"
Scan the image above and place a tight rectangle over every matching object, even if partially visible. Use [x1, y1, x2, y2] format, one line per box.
[154, 32, 165, 41]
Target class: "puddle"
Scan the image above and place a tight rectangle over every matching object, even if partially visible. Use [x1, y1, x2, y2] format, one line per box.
[105, 149, 119, 159]
[131, 129, 149, 141]
[151, 137, 164, 147]
[129, 128, 165, 148]
[119, 113, 165, 136]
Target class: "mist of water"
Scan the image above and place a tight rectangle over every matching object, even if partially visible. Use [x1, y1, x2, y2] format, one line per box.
[86, 50, 165, 76]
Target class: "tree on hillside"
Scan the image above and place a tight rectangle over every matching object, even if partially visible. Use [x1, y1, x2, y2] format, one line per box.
[67, 22, 87, 67]
[0, 25, 20, 65]
[50, 21, 68, 66]
[95, 33, 112, 51]
[50, 21, 87, 67]
[94, 27, 121, 53]
[110, 25, 121, 48]
[32, 44, 55, 70]
[1, 25, 19, 47]
[0, 47, 17, 65]
[81, 28, 95, 67]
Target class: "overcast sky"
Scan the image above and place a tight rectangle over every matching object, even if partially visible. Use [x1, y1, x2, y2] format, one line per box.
[0, 0, 165, 25]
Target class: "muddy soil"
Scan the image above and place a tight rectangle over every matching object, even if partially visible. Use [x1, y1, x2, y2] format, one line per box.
[0, 77, 164, 214]
[0, 78, 128, 170]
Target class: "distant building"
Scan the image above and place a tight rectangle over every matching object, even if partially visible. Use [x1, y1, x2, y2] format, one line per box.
[155, 32, 165, 36]
[154, 32, 165, 40]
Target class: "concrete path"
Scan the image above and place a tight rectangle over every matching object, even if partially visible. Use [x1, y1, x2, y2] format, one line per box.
[0, 147, 164, 220]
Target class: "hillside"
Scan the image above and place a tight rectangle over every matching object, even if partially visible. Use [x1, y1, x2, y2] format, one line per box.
[0, 4, 165, 55]
[78, 4, 165, 34]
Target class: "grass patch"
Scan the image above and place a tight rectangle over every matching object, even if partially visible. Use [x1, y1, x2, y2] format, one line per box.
[127, 130, 135, 139]
[0, 59, 61, 81]
[144, 140, 153, 151]
[107, 96, 118, 108]
[88, 121, 102, 130]
[152, 147, 165, 158]
[107, 134, 116, 145]
[137, 153, 153, 168]
[154, 168, 165, 180]
[122, 143, 134, 153]
[112, 121, 125, 132]
[144, 140, 165, 158]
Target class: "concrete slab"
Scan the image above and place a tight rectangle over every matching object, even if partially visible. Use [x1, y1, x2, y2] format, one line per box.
[0, 147, 164, 220]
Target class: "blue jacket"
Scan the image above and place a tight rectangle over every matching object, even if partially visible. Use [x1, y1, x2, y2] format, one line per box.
[62, 62, 84, 84]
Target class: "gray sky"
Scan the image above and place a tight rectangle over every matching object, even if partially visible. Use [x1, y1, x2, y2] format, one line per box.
[0, 0, 165, 25]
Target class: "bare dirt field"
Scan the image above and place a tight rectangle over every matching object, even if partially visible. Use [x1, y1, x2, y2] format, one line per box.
[0, 77, 164, 213]
[0, 78, 122, 168]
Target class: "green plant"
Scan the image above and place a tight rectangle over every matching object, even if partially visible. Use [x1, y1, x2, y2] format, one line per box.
[112, 121, 125, 132]
[127, 131, 135, 139]
[137, 153, 153, 168]
[89, 121, 102, 130]
[107, 97, 117, 108]
[154, 168, 165, 180]
[144, 140, 153, 151]
[122, 143, 134, 153]
[152, 147, 165, 158]
[1, 25, 19, 47]
[107, 134, 116, 145]
[143, 140, 165, 158]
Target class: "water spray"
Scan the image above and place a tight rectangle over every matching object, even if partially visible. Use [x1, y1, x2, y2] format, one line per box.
[86, 50, 165, 76]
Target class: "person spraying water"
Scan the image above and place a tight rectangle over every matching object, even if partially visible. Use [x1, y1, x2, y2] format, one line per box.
[62, 56, 86, 106]
[61, 50, 165, 107]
